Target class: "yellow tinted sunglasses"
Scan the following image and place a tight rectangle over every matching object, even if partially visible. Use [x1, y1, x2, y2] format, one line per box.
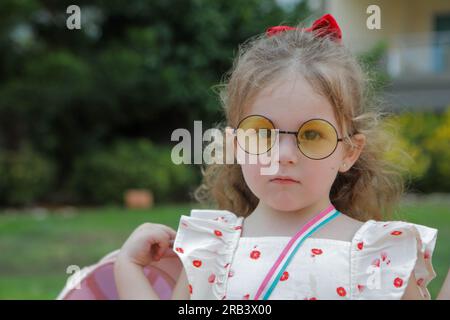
[233, 115, 354, 160]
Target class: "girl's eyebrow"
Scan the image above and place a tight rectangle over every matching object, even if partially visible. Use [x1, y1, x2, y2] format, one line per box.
[240, 113, 338, 130]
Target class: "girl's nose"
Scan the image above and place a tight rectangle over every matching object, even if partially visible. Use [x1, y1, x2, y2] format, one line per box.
[276, 133, 299, 165]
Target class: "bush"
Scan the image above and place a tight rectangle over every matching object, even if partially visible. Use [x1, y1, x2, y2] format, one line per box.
[385, 107, 450, 192]
[0, 145, 56, 206]
[424, 108, 450, 190]
[383, 114, 433, 181]
[69, 139, 199, 205]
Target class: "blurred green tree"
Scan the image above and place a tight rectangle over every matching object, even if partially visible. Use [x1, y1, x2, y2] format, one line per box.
[0, 0, 310, 205]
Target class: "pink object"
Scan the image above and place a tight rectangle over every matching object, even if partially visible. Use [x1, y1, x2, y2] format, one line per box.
[57, 249, 182, 300]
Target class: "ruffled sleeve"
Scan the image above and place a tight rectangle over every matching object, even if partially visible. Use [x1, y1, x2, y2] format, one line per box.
[172, 209, 244, 300]
[350, 220, 438, 300]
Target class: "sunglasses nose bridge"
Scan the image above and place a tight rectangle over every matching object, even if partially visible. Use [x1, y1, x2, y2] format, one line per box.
[277, 130, 299, 146]
[278, 130, 298, 135]
[274, 130, 301, 161]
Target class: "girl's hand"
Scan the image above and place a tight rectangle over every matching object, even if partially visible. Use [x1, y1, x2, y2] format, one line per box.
[117, 223, 177, 268]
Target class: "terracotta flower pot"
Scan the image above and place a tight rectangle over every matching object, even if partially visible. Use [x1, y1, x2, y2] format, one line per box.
[124, 189, 153, 209]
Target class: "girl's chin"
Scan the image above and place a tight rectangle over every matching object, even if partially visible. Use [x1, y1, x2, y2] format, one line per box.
[269, 204, 303, 212]
[264, 196, 305, 212]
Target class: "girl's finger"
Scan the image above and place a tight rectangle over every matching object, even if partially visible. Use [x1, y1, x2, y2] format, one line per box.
[157, 232, 170, 256]
[161, 247, 178, 258]
[156, 237, 170, 257]
[161, 224, 177, 235]
[159, 225, 177, 239]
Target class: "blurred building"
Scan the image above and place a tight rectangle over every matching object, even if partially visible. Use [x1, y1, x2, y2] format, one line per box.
[312, 0, 450, 111]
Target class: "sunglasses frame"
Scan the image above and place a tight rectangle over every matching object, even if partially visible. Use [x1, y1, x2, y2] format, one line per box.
[233, 114, 354, 160]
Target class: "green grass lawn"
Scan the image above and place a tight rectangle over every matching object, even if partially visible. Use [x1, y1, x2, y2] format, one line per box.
[0, 201, 448, 299]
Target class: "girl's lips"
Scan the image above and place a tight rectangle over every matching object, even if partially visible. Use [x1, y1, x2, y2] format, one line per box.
[270, 177, 300, 184]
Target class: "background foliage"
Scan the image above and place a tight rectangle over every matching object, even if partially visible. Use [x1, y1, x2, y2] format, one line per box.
[0, 0, 311, 207]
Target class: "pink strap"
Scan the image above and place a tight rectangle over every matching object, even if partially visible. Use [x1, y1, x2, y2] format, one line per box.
[253, 204, 336, 300]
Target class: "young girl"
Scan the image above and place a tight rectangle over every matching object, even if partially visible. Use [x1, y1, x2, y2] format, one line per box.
[114, 14, 438, 300]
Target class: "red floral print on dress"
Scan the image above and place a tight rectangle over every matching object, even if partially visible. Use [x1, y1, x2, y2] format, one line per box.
[391, 230, 403, 236]
[371, 252, 391, 268]
[311, 248, 323, 256]
[280, 271, 289, 281]
[380, 251, 391, 265]
[336, 287, 347, 297]
[214, 230, 223, 237]
[188, 284, 192, 294]
[243, 294, 250, 300]
[192, 260, 202, 268]
[393, 277, 403, 288]
[371, 258, 380, 267]
[250, 246, 261, 260]
[175, 247, 184, 254]
[357, 242, 364, 250]
[213, 216, 228, 223]
[228, 270, 235, 278]
[357, 284, 365, 292]
[208, 273, 216, 283]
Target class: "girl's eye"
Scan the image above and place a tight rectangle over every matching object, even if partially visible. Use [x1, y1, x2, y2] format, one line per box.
[301, 130, 321, 140]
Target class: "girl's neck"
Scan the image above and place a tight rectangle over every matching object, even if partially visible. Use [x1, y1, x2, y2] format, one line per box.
[241, 198, 334, 238]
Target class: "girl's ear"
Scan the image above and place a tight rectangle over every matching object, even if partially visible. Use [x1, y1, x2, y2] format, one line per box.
[339, 133, 366, 173]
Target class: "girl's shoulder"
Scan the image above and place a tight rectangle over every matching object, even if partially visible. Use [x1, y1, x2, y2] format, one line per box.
[351, 219, 438, 250]
[172, 208, 244, 256]
[349, 218, 438, 299]
[171, 209, 244, 299]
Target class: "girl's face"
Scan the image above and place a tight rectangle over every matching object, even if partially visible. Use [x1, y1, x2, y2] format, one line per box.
[237, 74, 365, 212]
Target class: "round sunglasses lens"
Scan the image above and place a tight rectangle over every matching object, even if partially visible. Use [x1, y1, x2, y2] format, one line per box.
[236, 116, 275, 154]
[297, 120, 338, 159]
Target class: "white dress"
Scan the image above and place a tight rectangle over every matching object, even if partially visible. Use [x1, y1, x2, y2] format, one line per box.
[172, 209, 438, 300]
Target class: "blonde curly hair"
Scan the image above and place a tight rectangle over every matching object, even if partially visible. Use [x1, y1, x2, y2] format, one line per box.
[194, 22, 405, 221]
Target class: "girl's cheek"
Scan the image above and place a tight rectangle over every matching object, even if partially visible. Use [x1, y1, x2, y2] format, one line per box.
[241, 164, 267, 194]
[242, 164, 262, 183]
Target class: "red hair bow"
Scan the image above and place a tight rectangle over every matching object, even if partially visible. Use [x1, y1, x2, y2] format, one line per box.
[266, 14, 342, 44]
